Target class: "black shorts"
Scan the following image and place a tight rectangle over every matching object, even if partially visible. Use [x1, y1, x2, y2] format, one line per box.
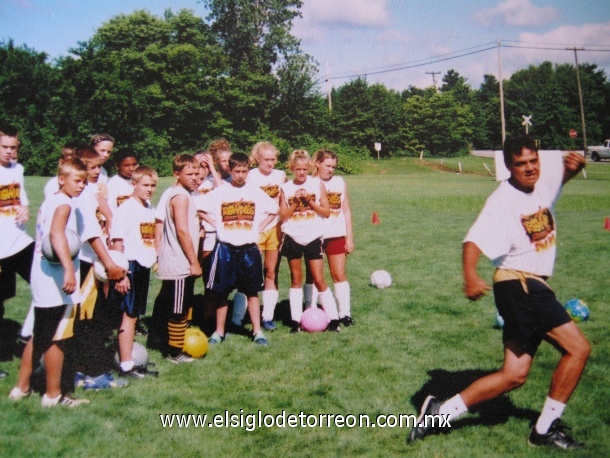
[205, 242, 263, 297]
[0, 242, 34, 301]
[33, 305, 68, 358]
[280, 235, 324, 261]
[493, 278, 572, 355]
[157, 276, 196, 317]
[112, 260, 151, 318]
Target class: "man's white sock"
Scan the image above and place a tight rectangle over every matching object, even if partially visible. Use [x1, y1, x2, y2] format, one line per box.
[334, 281, 351, 318]
[261, 289, 279, 322]
[535, 397, 566, 434]
[289, 288, 303, 323]
[439, 394, 469, 421]
[318, 288, 339, 320]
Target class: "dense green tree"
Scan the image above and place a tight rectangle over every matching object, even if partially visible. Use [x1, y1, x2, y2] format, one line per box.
[441, 69, 473, 106]
[471, 74, 502, 150]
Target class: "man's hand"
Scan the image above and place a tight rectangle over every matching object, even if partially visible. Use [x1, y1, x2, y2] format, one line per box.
[464, 275, 492, 301]
[106, 262, 127, 281]
[563, 151, 586, 184]
[15, 205, 29, 224]
[190, 261, 202, 277]
[62, 270, 77, 295]
[114, 276, 131, 294]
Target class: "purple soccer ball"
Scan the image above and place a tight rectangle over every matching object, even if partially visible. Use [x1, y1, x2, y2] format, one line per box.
[300, 307, 330, 332]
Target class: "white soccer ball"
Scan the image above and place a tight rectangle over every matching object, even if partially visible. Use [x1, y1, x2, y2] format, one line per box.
[93, 250, 129, 283]
[41, 229, 81, 263]
[370, 270, 392, 288]
[114, 341, 149, 369]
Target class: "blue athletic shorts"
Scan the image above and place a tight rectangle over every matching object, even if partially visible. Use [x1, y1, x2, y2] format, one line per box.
[493, 278, 571, 355]
[113, 260, 151, 318]
[205, 242, 263, 297]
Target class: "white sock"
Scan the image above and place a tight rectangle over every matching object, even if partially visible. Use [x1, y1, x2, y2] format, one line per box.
[535, 397, 566, 434]
[42, 393, 62, 406]
[318, 288, 339, 320]
[120, 360, 135, 372]
[261, 290, 279, 322]
[439, 394, 469, 421]
[289, 288, 304, 323]
[334, 281, 351, 318]
[231, 292, 248, 326]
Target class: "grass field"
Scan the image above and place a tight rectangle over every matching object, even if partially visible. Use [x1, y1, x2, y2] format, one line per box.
[1, 158, 608, 457]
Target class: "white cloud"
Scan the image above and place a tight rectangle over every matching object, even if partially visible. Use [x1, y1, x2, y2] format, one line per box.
[474, 0, 559, 27]
[300, 0, 391, 27]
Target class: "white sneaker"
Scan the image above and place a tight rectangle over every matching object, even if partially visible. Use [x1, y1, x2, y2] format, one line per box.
[8, 387, 31, 401]
[42, 394, 90, 408]
[41, 393, 62, 407]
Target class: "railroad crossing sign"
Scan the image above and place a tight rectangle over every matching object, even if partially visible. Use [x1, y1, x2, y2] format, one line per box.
[522, 115, 532, 135]
[569, 129, 578, 139]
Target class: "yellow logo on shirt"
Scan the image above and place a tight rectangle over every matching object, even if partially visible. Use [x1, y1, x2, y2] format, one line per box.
[521, 207, 556, 252]
[0, 183, 21, 215]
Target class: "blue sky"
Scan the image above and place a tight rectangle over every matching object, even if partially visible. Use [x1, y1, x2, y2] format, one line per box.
[2, 0, 610, 91]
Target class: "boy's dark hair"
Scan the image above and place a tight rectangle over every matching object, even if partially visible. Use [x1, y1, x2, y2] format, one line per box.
[503, 134, 538, 167]
[172, 154, 198, 173]
[0, 124, 19, 138]
[229, 152, 249, 170]
[114, 150, 139, 166]
[90, 133, 115, 146]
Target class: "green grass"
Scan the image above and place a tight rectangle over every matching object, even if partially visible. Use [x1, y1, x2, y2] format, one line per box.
[1, 161, 609, 457]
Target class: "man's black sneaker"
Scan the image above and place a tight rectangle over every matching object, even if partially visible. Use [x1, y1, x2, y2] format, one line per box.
[528, 419, 585, 450]
[340, 316, 354, 327]
[328, 319, 341, 332]
[408, 395, 442, 443]
[119, 367, 149, 379]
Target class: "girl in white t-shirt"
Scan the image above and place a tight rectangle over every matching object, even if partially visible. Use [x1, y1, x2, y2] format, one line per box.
[279, 150, 340, 332]
[304, 149, 355, 326]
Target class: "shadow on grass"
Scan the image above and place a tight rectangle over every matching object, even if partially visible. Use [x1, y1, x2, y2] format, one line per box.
[411, 369, 538, 430]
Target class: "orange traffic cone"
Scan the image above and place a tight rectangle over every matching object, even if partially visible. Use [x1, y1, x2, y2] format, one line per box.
[372, 212, 380, 225]
[605, 217, 610, 231]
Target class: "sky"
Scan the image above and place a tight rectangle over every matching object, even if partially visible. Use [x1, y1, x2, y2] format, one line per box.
[2, 0, 610, 91]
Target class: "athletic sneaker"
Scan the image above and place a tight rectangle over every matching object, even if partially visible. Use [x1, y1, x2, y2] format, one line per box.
[340, 316, 355, 327]
[290, 325, 301, 334]
[83, 372, 130, 391]
[166, 352, 194, 365]
[74, 371, 86, 388]
[528, 419, 585, 449]
[408, 395, 442, 443]
[208, 332, 225, 344]
[42, 394, 90, 408]
[262, 320, 277, 331]
[253, 332, 269, 346]
[8, 387, 31, 401]
[328, 319, 341, 332]
[119, 368, 149, 379]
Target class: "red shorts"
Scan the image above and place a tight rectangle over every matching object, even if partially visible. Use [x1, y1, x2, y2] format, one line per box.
[323, 237, 346, 256]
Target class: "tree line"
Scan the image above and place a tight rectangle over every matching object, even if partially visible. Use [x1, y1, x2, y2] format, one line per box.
[1, 2, 609, 175]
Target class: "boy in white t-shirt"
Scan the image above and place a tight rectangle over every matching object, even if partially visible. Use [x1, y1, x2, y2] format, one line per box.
[107, 150, 138, 211]
[410, 135, 590, 450]
[198, 153, 278, 345]
[0, 125, 34, 379]
[90, 133, 115, 185]
[9, 158, 90, 406]
[110, 166, 158, 378]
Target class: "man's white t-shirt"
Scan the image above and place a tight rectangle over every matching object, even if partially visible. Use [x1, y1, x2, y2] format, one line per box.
[464, 155, 564, 277]
[107, 175, 134, 211]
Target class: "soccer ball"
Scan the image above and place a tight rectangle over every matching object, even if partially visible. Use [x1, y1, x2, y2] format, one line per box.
[564, 298, 590, 323]
[494, 312, 505, 329]
[300, 307, 330, 332]
[93, 250, 129, 282]
[41, 229, 81, 263]
[183, 328, 208, 358]
[370, 270, 392, 288]
[114, 341, 149, 369]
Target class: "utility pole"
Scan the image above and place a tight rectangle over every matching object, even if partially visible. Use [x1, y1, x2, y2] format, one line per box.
[568, 48, 588, 154]
[425, 71, 441, 91]
[326, 62, 332, 113]
[497, 39, 506, 144]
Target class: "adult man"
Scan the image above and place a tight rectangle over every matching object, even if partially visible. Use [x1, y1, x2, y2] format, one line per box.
[410, 135, 590, 449]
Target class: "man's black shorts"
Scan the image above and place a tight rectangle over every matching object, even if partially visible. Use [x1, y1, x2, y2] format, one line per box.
[280, 235, 323, 261]
[493, 278, 571, 355]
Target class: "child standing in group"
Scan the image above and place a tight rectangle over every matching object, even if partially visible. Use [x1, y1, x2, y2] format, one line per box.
[305, 149, 355, 326]
[90, 133, 115, 185]
[110, 166, 158, 378]
[279, 150, 340, 332]
[43, 143, 78, 199]
[0, 125, 34, 379]
[246, 142, 286, 331]
[154, 154, 201, 364]
[198, 153, 278, 345]
[9, 158, 89, 406]
[107, 150, 139, 211]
